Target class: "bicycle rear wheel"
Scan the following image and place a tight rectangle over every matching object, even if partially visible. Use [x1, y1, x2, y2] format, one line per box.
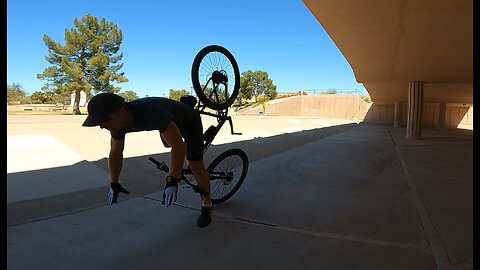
[191, 45, 240, 111]
[207, 148, 248, 205]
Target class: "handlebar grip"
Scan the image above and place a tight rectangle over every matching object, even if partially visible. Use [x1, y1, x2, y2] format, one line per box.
[148, 157, 169, 172]
[148, 157, 161, 166]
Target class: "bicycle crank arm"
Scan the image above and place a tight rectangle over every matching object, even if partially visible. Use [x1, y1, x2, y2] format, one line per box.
[210, 172, 234, 181]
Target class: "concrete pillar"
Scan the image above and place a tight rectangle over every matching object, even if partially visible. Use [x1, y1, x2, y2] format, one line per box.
[393, 101, 402, 127]
[438, 102, 446, 129]
[406, 81, 424, 139]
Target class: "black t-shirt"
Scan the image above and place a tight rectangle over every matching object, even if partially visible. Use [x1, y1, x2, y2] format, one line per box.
[111, 97, 198, 140]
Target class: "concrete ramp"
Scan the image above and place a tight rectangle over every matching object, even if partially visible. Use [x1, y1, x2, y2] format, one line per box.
[7, 134, 107, 203]
[238, 94, 371, 120]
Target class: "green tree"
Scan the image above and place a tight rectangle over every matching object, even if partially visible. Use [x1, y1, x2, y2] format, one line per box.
[239, 70, 276, 103]
[118, 90, 139, 102]
[169, 89, 189, 101]
[362, 95, 372, 103]
[37, 13, 128, 115]
[239, 74, 254, 103]
[30, 91, 56, 104]
[7, 83, 27, 104]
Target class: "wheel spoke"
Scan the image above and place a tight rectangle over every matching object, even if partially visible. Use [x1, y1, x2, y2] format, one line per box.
[209, 153, 245, 201]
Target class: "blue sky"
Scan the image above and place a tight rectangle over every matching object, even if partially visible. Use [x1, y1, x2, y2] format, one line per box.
[7, 0, 369, 98]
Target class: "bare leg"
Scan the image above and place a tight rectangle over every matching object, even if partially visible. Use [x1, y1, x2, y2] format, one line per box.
[188, 160, 212, 205]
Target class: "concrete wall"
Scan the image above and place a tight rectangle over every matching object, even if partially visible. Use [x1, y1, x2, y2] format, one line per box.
[239, 94, 371, 120]
[70, 91, 87, 107]
[364, 102, 473, 128]
[238, 94, 473, 129]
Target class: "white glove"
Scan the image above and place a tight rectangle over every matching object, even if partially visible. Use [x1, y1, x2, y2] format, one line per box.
[162, 176, 179, 206]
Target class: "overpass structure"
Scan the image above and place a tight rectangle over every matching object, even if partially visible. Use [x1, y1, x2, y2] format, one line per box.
[301, 0, 473, 137]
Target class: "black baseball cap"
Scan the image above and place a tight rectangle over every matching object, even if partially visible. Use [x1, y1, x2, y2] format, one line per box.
[82, 93, 125, 127]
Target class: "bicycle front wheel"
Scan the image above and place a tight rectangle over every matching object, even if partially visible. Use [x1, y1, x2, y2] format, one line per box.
[208, 148, 248, 205]
[191, 45, 240, 111]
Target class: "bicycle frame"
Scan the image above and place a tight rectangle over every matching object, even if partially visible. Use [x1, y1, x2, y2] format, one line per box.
[150, 81, 240, 179]
[196, 77, 241, 153]
[149, 45, 248, 203]
[148, 91, 241, 196]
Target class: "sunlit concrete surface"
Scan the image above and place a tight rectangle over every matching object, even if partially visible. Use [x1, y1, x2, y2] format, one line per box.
[7, 134, 108, 203]
[8, 134, 96, 173]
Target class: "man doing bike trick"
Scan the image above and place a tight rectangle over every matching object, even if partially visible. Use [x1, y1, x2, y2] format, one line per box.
[82, 92, 213, 228]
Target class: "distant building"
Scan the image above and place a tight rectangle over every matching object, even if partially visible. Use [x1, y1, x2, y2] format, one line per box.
[70, 91, 87, 107]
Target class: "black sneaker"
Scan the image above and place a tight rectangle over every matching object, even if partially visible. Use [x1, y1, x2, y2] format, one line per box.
[196, 205, 212, 228]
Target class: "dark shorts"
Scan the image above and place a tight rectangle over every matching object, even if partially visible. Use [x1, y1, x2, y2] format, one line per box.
[159, 112, 204, 161]
[180, 111, 204, 161]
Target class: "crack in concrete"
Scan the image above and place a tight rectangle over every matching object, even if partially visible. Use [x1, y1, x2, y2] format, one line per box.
[150, 198, 430, 250]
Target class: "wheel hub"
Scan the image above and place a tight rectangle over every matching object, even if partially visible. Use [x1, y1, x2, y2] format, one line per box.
[212, 70, 228, 84]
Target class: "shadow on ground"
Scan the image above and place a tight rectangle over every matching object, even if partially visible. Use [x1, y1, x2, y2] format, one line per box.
[7, 123, 358, 226]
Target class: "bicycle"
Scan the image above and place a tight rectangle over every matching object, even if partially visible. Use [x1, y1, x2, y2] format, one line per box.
[148, 45, 249, 205]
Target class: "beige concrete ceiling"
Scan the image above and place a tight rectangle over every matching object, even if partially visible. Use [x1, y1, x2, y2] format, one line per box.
[302, 0, 472, 97]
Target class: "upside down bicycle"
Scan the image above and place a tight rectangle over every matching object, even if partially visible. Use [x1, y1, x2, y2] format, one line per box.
[148, 45, 249, 205]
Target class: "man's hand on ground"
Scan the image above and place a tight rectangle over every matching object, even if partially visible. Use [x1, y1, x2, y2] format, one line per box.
[162, 178, 179, 206]
[108, 182, 130, 204]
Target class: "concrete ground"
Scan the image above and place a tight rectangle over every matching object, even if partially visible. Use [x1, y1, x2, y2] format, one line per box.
[7, 114, 473, 270]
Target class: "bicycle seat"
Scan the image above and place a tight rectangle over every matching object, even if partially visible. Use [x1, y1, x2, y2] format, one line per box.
[180, 95, 197, 108]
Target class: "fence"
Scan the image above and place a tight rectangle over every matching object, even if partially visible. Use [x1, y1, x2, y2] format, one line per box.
[301, 89, 366, 97]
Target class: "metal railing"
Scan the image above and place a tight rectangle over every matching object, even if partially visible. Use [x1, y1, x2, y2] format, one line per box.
[300, 89, 366, 97]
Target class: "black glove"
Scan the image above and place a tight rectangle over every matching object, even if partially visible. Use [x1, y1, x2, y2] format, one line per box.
[108, 182, 130, 204]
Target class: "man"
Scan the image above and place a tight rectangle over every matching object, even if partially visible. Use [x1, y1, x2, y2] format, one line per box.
[82, 92, 213, 228]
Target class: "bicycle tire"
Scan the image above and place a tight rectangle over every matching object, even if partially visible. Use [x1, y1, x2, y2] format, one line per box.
[191, 45, 240, 111]
[207, 148, 248, 205]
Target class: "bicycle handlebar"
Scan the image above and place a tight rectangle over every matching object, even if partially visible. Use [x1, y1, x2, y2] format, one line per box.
[148, 157, 169, 172]
[148, 156, 208, 195]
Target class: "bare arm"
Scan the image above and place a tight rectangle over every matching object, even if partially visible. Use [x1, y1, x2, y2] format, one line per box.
[109, 138, 125, 184]
[160, 121, 186, 179]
